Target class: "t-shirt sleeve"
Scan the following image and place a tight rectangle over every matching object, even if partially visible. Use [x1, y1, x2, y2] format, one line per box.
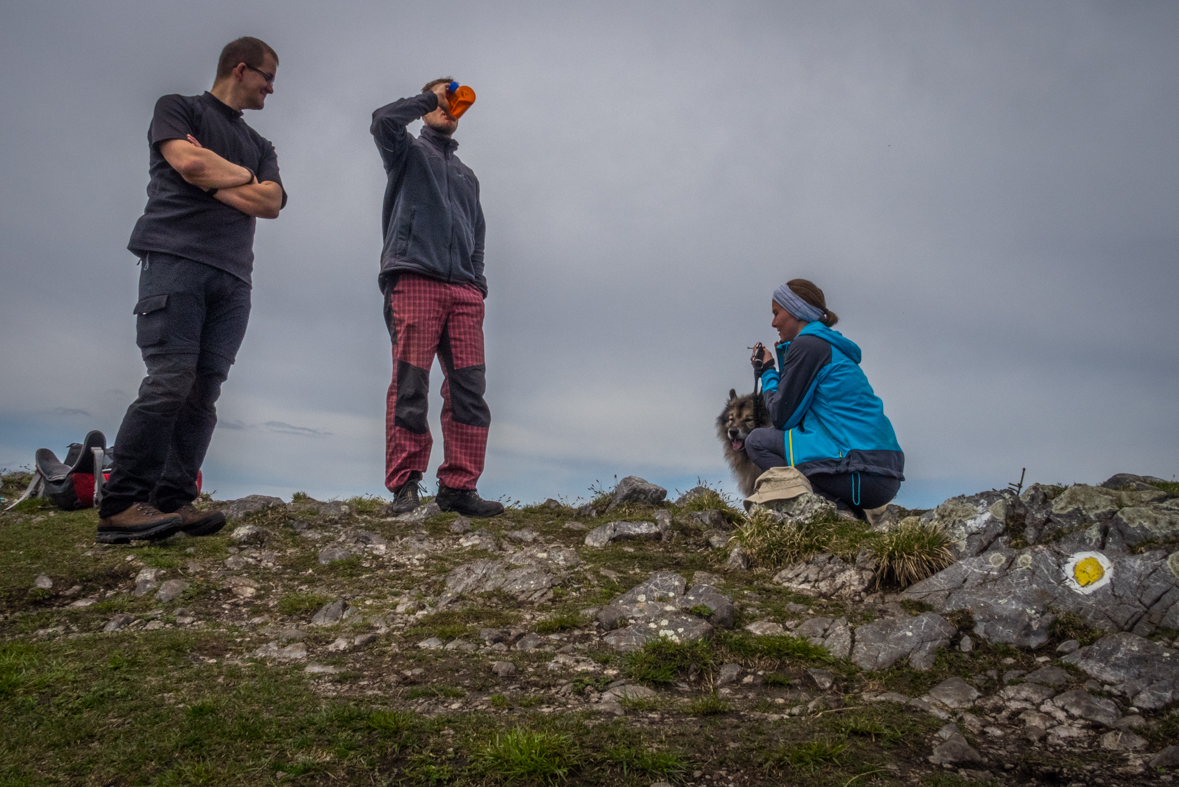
[147, 95, 196, 149]
[255, 138, 287, 209]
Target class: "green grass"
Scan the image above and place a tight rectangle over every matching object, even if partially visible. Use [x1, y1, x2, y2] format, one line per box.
[685, 692, 730, 715]
[768, 738, 848, 773]
[343, 494, 389, 514]
[604, 743, 688, 778]
[533, 609, 585, 634]
[277, 592, 332, 616]
[870, 517, 955, 589]
[473, 727, 580, 785]
[1147, 480, 1179, 496]
[734, 507, 871, 569]
[625, 637, 715, 685]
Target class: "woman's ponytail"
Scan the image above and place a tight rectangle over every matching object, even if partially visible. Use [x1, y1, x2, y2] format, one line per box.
[787, 279, 838, 327]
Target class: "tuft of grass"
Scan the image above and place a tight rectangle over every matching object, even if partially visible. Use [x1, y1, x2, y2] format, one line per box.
[685, 692, 730, 716]
[533, 610, 584, 635]
[489, 694, 510, 708]
[473, 727, 579, 785]
[870, 517, 955, 589]
[625, 638, 714, 685]
[604, 744, 687, 778]
[770, 738, 847, 773]
[343, 494, 387, 514]
[733, 507, 871, 569]
[368, 709, 419, 736]
[716, 631, 832, 665]
[277, 592, 332, 617]
[1049, 610, 1103, 647]
[1147, 480, 1179, 496]
[290, 491, 311, 504]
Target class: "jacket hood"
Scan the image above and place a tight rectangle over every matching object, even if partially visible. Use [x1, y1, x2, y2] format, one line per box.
[798, 321, 862, 364]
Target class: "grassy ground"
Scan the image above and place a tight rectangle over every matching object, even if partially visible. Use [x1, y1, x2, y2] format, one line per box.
[0, 476, 1172, 786]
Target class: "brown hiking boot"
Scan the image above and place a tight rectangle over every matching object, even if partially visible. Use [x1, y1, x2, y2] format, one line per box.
[171, 503, 226, 537]
[97, 503, 182, 544]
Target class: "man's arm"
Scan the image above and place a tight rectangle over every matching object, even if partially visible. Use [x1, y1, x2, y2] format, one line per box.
[160, 137, 255, 190]
[213, 181, 283, 219]
[371, 91, 440, 168]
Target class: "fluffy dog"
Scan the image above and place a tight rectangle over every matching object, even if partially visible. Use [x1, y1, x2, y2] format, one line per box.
[717, 388, 772, 497]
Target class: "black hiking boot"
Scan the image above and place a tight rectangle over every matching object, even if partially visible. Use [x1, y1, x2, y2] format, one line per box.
[96, 503, 183, 544]
[436, 484, 504, 518]
[389, 479, 422, 514]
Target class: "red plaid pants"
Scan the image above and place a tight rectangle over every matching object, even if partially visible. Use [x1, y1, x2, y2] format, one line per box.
[384, 273, 490, 492]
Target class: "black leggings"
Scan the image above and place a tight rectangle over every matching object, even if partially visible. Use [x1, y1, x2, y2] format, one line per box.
[745, 427, 900, 517]
[807, 472, 900, 517]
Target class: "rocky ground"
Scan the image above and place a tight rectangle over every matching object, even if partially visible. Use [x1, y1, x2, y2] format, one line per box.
[0, 471, 1176, 786]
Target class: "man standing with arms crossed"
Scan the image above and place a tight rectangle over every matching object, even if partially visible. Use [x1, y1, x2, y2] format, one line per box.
[97, 37, 286, 543]
[371, 79, 503, 517]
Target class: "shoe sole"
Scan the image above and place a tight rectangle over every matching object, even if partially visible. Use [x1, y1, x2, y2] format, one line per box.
[96, 517, 183, 545]
[181, 513, 227, 538]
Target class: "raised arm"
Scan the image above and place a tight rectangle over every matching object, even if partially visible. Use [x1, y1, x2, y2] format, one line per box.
[760, 336, 832, 430]
[370, 91, 440, 168]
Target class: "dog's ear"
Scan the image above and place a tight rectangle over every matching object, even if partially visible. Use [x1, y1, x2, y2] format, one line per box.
[729, 388, 738, 402]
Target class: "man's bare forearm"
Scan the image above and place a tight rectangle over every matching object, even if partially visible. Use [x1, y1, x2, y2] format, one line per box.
[159, 138, 255, 190]
[214, 181, 283, 219]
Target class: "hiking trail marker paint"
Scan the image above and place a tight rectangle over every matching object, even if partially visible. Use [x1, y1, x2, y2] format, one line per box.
[1063, 551, 1113, 595]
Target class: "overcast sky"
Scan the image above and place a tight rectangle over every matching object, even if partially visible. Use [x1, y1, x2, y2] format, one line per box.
[2, 1, 1177, 508]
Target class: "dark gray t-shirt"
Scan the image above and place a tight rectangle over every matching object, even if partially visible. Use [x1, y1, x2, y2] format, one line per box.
[127, 92, 286, 285]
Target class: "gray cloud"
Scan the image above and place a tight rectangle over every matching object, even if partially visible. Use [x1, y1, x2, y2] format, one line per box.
[2, 0, 1176, 505]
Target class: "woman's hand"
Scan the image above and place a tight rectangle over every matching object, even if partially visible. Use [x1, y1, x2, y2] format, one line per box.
[751, 343, 775, 374]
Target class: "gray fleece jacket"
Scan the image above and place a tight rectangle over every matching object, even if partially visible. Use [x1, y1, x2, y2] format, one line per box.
[371, 92, 487, 296]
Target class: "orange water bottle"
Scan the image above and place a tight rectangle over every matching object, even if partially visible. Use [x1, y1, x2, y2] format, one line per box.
[446, 81, 476, 118]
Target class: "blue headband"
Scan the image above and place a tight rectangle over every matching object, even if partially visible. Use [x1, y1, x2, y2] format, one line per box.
[773, 284, 826, 322]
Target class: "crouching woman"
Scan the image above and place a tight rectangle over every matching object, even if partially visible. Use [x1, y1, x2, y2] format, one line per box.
[747, 279, 904, 518]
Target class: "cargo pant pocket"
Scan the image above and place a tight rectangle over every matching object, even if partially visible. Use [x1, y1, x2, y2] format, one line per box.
[134, 294, 169, 349]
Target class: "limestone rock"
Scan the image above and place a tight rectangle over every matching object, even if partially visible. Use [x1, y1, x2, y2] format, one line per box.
[1149, 745, 1179, 769]
[1025, 666, 1069, 687]
[221, 495, 285, 522]
[603, 611, 712, 652]
[927, 677, 980, 709]
[33, 573, 52, 590]
[744, 620, 785, 636]
[103, 613, 135, 633]
[1100, 730, 1147, 751]
[851, 612, 955, 671]
[156, 579, 188, 603]
[311, 599, 350, 626]
[230, 524, 270, 546]
[758, 492, 836, 523]
[773, 553, 873, 602]
[507, 545, 581, 570]
[794, 616, 853, 659]
[726, 545, 750, 571]
[920, 490, 1019, 558]
[318, 546, 352, 564]
[903, 545, 1179, 645]
[600, 684, 657, 703]
[675, 486, 712, 506]
[224, 576, 259, 598]
[716, 663, 742, 686]
[393, 501, 441, 523]
[1051, 689, 1121, 727]
[929, 731, 984, 765]
[1061, 632, 1179, 709]
[133, 567, 163, 597]
[606, 476, 667, 510]
[678, 584, 736, 629]
[491, 661, 517, 677]
[584, 521, 661, 548]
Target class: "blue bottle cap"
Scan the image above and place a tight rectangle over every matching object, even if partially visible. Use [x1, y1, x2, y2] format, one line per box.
[447, 81, 459, 93]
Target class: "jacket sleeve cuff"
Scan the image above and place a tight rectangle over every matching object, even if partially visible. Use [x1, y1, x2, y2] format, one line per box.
[761, 369, 780, 392]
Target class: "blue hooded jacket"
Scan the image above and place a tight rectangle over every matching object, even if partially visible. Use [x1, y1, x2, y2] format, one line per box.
[759, 322, 904, 479]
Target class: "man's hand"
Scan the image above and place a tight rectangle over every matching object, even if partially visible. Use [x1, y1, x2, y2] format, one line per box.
[430, 82, 453, 117]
